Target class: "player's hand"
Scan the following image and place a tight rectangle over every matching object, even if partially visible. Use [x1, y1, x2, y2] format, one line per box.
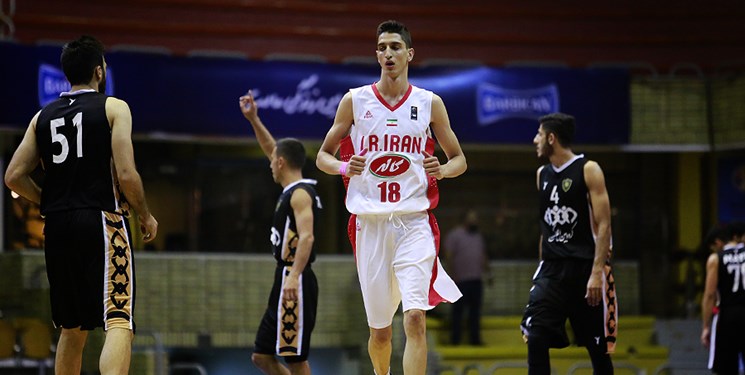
[585, 269, 603, 306]
[345, 149, 367, 177]
[423, 151, 443, 179]
[238, 90, 259, 122]
[140, 214, 158, 243]
[701, 327, 711, 347]
[282, 275, 300, 301]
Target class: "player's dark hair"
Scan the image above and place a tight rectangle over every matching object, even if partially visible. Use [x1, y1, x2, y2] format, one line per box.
[276, 138, 307, 170]
[728, 221, 745, 241]
[61, 35, 105, 86]
[704, 224, 730, 247]
[377, 20, 412, 49]
[539, 112, 575, 147]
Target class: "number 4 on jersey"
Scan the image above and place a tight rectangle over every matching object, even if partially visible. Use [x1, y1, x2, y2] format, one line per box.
[50, 112, 83, 164]
[550, 185, 560, 204]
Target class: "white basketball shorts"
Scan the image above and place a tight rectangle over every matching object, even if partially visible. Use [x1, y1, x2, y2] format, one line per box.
[351, 211, 461, 329]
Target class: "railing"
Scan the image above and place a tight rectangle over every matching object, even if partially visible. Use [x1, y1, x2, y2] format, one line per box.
[170, 362, 208, 375]
[433, 361, 557, 375]
[652, 362, 709, 375]
[567, 361, 644, 375]
[133, 330, 167, 375]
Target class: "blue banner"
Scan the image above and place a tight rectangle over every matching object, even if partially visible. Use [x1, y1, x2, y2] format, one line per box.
[0, 42, 629, 144]
[718, 157, 745, 223]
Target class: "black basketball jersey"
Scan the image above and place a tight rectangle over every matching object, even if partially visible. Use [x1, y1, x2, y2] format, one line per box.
[717, 243, 745, 308]
[271, 179, 322, 265]
[538, 155, 596, 260]
[36, 90, 127, 216]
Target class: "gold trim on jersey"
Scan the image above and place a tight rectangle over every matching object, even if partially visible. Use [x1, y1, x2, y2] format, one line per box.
[277, 266, 303, 356]
[102, 211, 134, 331]
[603, 263, 618, 354]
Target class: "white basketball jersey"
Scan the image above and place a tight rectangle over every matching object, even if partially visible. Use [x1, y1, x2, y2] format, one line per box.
[344, 83, 437, 215]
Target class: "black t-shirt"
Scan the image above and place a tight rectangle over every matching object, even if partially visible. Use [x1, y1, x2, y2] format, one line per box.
[271, 179, 322, 265]
[538, 156, 596, 260]
[717, 243, 745, 308]
[36, 90, 127, 216]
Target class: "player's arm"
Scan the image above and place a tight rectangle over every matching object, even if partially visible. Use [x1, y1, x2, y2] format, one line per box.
[108, 97, 158, 242]
[700, 252, 719, 347]
[239, 90, 276, 160]
[316, 92, 365, 177]
[536, 166, 544, 260]
[426, 94, 466, 179]
[283, 188, 316, 301]
[584, 160, 612, 306]
[4, 112, 42, 204]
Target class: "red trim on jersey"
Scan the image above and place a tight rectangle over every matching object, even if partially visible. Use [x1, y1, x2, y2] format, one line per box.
[427, 211, 446, 306]
[425, 137, 440, 210]
[371, 82, 413, 112]
[347, 214, 358, 261]
[341, 136, 357, 260]
[339, 135, 354, 190]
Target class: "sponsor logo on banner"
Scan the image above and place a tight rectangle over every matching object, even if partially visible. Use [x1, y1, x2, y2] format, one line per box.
[38, 63, 114, 107]
[476, 83, 559, 125]
[252, 74, 344, 119]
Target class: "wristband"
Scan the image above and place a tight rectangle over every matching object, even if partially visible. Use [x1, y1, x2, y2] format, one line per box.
[339, 162, 348, 176]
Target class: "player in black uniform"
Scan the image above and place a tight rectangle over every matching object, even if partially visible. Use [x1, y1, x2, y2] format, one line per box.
[702, 223, 745, 374]
[239, 90, 321, 375]
[521, 113, 617, 375]
[4, 35, 158, 375]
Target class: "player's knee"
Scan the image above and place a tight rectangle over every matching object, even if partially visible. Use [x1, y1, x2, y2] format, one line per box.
[251, 353, 274, 369]
[369, 327, 392, 345]
[403, 309, 426, 336]
[60, 327, 88, 342]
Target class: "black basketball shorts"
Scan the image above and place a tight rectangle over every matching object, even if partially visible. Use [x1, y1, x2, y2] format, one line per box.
[44, 209, 135, 331]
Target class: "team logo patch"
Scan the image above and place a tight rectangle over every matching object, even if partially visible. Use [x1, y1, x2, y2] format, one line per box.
[410, 106, 418, 120]
[370, 153, 411, 178]
[562, 178, 572, 192]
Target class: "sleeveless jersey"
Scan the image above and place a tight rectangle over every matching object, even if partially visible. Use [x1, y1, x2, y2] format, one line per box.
[717, 243, 745, 308]
[538, 155, 597, 260]
[271, 179, 322, 265]
[36, 90, 128, 216]
[342, 83, 439, 215]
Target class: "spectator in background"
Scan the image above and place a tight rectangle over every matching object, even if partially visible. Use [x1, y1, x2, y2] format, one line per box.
[444, 209, 490, 345]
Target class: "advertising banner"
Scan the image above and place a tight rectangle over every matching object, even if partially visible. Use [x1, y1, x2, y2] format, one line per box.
[0, 42, 629, 144]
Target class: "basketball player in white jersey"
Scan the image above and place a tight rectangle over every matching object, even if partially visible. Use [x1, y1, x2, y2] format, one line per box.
[316, 20, 467, 375]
